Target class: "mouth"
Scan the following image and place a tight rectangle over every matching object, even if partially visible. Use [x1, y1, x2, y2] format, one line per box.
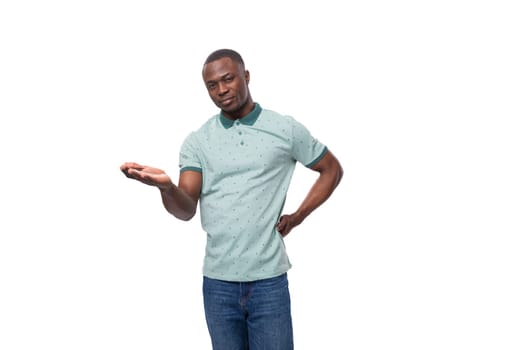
[220, 97, 235, 105]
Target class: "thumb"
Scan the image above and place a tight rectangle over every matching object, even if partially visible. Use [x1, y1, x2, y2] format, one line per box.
[276, 215, 289, 232]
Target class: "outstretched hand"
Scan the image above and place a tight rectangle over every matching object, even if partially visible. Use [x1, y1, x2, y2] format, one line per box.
[120, 162, 173, 191]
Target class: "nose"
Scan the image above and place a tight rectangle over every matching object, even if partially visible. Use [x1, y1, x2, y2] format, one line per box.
[217, 81, 229, 96]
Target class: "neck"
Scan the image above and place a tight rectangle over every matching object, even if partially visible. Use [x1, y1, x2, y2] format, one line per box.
[222, 98, 255, 120]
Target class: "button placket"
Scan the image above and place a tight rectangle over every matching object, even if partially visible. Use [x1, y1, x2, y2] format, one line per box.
[234, 123, 245, 146]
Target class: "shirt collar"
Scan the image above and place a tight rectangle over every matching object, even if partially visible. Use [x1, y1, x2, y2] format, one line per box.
[219, 103, 262, 129]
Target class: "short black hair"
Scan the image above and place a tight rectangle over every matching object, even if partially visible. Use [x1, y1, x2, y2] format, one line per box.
[204, 49, 245, 67]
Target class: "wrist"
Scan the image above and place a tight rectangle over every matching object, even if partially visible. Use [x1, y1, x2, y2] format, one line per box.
[159, 182, 176, 194]
[291, 211, 306, 226]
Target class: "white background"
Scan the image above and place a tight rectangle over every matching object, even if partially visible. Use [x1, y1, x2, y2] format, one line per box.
[1, 1, 524, 349]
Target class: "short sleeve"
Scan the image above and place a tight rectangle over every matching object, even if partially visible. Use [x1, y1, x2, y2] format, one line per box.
[179, 132, 203, 173]
[290, 117, 328, 168]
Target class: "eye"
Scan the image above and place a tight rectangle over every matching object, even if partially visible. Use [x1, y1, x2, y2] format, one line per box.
[207, 83, 216, 90]
[224, 76, 234, 83]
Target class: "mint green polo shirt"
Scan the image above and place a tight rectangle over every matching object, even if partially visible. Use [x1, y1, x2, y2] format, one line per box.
[179, 103, 327, 281]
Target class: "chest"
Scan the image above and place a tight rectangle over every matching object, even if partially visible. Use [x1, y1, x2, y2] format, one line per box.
[199, 125, 293, 181]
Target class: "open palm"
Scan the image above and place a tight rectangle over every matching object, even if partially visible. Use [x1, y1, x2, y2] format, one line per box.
[120, 162, 172, 190]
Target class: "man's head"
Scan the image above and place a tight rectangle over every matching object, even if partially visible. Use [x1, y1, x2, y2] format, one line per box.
[204, 49, 245, 69]
[202, 49, 253, 119]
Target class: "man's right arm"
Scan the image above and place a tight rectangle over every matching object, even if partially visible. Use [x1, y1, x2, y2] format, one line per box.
[159, 170, 202, 221]
[120, 162, 202, 221]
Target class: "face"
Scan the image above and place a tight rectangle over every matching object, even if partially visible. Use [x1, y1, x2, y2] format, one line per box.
[202, 57, 252, 118]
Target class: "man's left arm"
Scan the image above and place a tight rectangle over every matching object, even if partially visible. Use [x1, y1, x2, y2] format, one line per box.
[276, 150, 344, 237]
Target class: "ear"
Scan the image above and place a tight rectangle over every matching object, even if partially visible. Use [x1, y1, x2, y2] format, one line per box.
[245, 70, 250, 84]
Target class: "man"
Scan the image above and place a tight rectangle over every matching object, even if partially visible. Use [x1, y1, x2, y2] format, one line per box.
[121, 49, 343, 349]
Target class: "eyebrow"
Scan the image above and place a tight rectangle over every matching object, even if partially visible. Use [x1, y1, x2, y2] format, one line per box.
[206, 73, 234, 85]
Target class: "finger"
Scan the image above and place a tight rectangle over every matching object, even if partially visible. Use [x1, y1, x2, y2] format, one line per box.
[279, 225, 290, 237]
[276, 217, 285, 232]
[121, 162, 134, 170]
[121, 168, 137, 179]
[121, 162, 145, 171]
[121, 167, 134, 178]
[276, 219, 288, 234]
[125, 168, 149, 182]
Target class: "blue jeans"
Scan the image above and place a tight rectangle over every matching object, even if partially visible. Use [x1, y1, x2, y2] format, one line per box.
[203, 273, 294, 350]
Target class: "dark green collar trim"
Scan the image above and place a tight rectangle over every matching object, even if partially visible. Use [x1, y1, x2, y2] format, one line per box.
[219, 103, 262, 129]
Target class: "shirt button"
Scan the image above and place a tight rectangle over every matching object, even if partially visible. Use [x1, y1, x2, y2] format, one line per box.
[238, 131, 242, 135]
[240, 141, 244, 146]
